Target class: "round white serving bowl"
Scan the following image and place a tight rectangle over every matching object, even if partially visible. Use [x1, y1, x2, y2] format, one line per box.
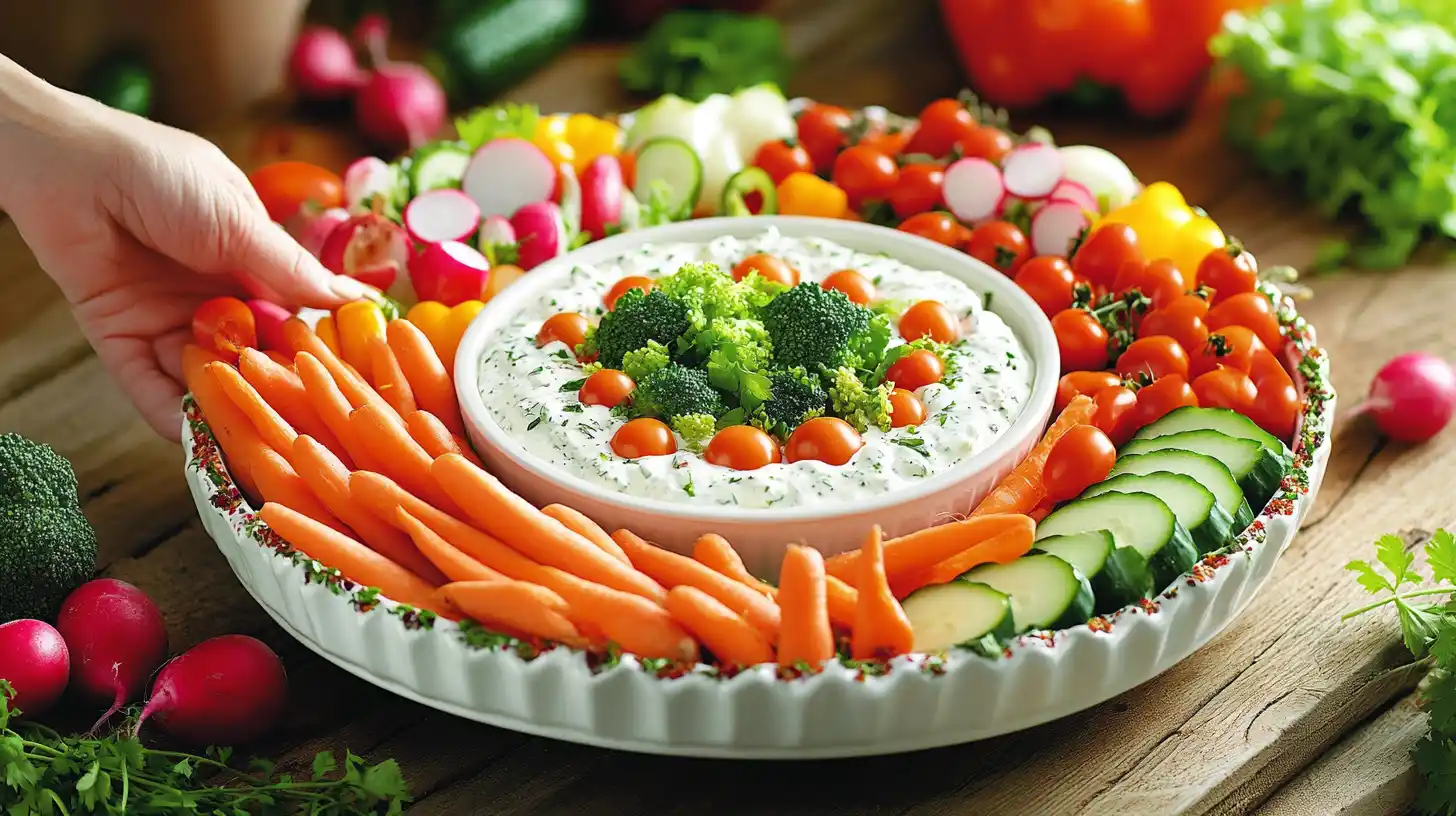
[452, 216, 1060, 576]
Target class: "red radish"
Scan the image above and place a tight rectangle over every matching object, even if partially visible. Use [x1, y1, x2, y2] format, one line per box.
[579, 155, 624, 240]
[352, 12, 390, 55]
[404, 189, 482, 245]
[1352, 353, 1456, 443]
[1048, 179, 1098, 214]
[556, 163, 582, 240]
[319, 208, 410, 280]
[355, 62, 447, 151]
[409, 241, 491, 306]
[342, 157, 395, 211]
[1030, 201, 1091, 257]
[461, 138, 556, 220]
[1002, 143, 1064, 200]
[55, 579, 168, 732]
[287, 26, 368, 101]
[351, 265, 398, 293]
[942, 157, 1005, 223]
[246, 300, 293, 351]
[284, 205, 351, 257]
[476, 215, 518, 263]
[135, 635, 288, 747]
[510, 202, 569, 271]
[0, 620, 69, 718]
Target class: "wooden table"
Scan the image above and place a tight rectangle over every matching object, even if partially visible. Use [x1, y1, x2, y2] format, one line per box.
[1, 1, 1445, 812]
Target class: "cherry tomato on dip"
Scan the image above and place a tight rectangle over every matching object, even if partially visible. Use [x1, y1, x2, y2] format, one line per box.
[796, 103, 853, 171]
[579, 369, 634, 409]
[786, 417, 864, 465]
[884, 349, 945, 391]
[1091, 384, 1140, 446]
[705, 425, 782, 470]
[887, 164, 945, 219]
[733, 253, 799, 286]
[822, 269, 875, 305]
[611, 417, 677, 459]
[1116, 336, 1190, 381]
[248, 161, 344, 223]
[955, 126, 1015, 163]
[966, 221, 1030, 276]
[1072, 223, 1143, 290]
[904, 98, 977, 158]
[899, 300, 961, 343]
[1051, 309, 1110, 372]
[192, 297, 257, 359]
[1016, 257, 1078, 317]
[1043, 425, 1117, 503]
[888, 388, 928, 428]
[605, 276, 653, 310]
[753, 139, 814, 185]
[1056, 371, 1120, 414]
[536, 312, 590, 351]
[1130, 374, 1198, 431]
[898, 212, 962, 247]
[1195, 243, 1258, 305]
[833, 146, 899, 209]
[1206, 291, 1281, 352]
[1192, 368, 1258, 413]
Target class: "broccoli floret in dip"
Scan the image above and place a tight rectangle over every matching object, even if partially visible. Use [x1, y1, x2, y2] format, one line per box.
[633, 364, 727, 421]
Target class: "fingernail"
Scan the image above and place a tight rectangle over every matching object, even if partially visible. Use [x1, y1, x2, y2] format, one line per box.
[329, 275, 375, 302]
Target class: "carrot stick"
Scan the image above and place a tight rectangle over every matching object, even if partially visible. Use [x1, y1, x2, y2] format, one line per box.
[368, 335, 418, 417]
[824, 514, 1028, 586]
[283, 317, 400, 423]
[258, 502, 442, 612]
[240, 349, 352, 467]
[665, 586, 774, 668]
[693, 534, 776, 598]
[250, 447, 350, 534]
[349, 402, 465, 518]
[291, 436, 447, 585]
[393, 507, 504, 583]
[405, 410, 482, 466]
[543, 505, 630, 565]
[972, 395, 1096, 517]
[208, 362, 298, 458]
[387, 319, 464, 436]
[775, 545, 834, 669]
[182, 344, 261, 499]
[611, 529, 779, 638]
[432, 454, 666, 602]
[889, 520, 1036, 598]
[295, 352, 383, 472]
[439, 580, 585, 646]
[825, 574, 859, 631]
[851, 526, 914, 660]
[263, 349, 295, 369]
[549, 578, 698, 662]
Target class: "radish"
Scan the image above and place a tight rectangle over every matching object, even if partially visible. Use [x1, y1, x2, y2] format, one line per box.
[287, 26, 368, 101]
[246, 300, 293, 352]
[342, 157, 395, 211]
[284, 205, 351, 257]
[0, 620, 69, 718]
[350, 265, 398, 293]
[1030, 201, 1091, 257]
[1002, 143, 1064, 200]
[460, 138, 556, 220]
[135, 635, 288, 747]
[1352, 353, 1456, 443]
[319, 207, 410, 281]
[355, 62, 447, 151]
[404, 189, 481, 245]
[55, 578, 168, 732]
[942, 158, 1005, 223]
[579, 155, 624, 240]
[1047, 179, 1099, 215]
[510, 201, 568, 271]
[556, 163, 583, 241]
[409, 241, 491, 306]
[352, 12, 389, 54]
[476, 215, 517, 264]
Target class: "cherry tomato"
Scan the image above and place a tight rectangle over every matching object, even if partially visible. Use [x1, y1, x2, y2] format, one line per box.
[1114, 258, 1185, 310]
[899, 300, 961, 343]
[705, 425, 782, 470]
[856, 123, 914, 156]
[888, 388, 927, 428]
[605, 276, 654, 310]
[955, 126, 1015, 163]
[1072, 223, 1143, 289]
[887, 164, 945, 219]
[1195, 243, 1258, 305]
[1056, 371, 1120, 414]
[904, 98, 977, 157]
[1138, 300, 1209, 358]
[753, 139, 814, 185]
[1251, 378, 1301, 443]
[1043, 425, 1117, 503]
[1091, 384, 1140, 446]
[822, 269, 876, 305]
[884, 349, 945, 391]
[796, 104, 853, 172]
[579, 369, 635, 409]
[733, 254, 799, 287]
[786, 417, 864, 466]
[1016, 257, 1079, 317]
[898, 212, 962, 247]
[966, 221, 1031, 276]
[191, 297, 257, 359]
[1248, 348, 1290, 390]
[833, 146, 900, 209]
[1129, 374, 1198, 431]
[1116, 335, 1190, 381]
[1192, 368, 1258, 413]
[1051, 309, 1111, 372]
[1190, 325, 1268, 377]
[611, 417, 677, 458]
[1206, 291, 1282, 352]
[248, 161, 344, 223]
[536, 312, 590, 351]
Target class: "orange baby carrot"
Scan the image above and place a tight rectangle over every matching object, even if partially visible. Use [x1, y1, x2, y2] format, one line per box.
[368, 335, 418, 417]
[387, 319, 464, 437]
[549, 578, 698, 662]
[439, 580, 585, 646]
[851, 526, 914, 661]
[284, 317, 400, 423]
[972, 395, 1096, 517]
[350, 403, 465, 517]
[182, 344, 261, 499]
[889, 520, 1036, 598]
[405, 410, 482, 466]
[295, 352, 383, 472]
[825, 574, 859, 632]
[611, 529, 779, 638]
[432, 454, 667, 603]
[208, 361, 298, 457]
[693, 534, 775, 599]
[542, 505, 630, 565]
[250, 447, 350, 534]
[263, 349, 295, 369]
[258, 502, 442, 612]
[240, 348, 352, 466]
[665, 586, 774, 669]
[776, 545, 834, 670]
[823, 514, 1027, 586]
[394, 507, 505, 583]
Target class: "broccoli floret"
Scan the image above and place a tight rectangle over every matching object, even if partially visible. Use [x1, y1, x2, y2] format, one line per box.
[634, 364, 727, 421]
[657, 261, 783, 325]
[622, 340, 671, 381]
[825, 366, 893, 433]
[761, 282, 874, 371]
[686, 317, 773, 369]
[0, 434, 97, 623]
[755, 369, 828, 438]
[671, 414, 718, 451]
[590, 288, 692, 368]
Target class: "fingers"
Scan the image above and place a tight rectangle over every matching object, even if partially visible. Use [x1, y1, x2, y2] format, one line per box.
[229, 220, 372, 309]
[94, 335, 187, 440]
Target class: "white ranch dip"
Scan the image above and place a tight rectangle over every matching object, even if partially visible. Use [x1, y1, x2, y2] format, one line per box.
[476, 229, 1033, 509]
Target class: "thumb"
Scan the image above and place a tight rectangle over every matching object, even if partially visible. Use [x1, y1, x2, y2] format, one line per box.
[226, 219, 374, 309]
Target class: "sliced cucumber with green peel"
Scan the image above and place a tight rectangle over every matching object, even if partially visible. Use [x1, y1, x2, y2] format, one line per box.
[1134, 406, 1291, 461]
[1120, 429, 1287, 512]
[963, 555, 1096, 632]
[410, 142, 472, 194]
[901, 581, 1016, 652]
[1035, 531, 1154, 613]
[721, 166, 777, 216]
[1035, 491, 1199, 590]
[1080, 472, 1233, 556]
[1111, 450, 1255, 534]
[633, 137, 703, 220]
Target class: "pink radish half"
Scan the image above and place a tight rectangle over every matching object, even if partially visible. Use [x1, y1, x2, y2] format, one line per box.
[1002, 143, 1064, 200]
[510, 201, 568, 271]
[0, 619, 69, 718]
[1031, 201, 1091, 257]
[342, 157, 395, 211]
[580, 155, 624, 240]
[404, 188, 481, 244]
[246, 300, 293, 352]
[319, 210, 410, 279]
[1048, 179, 1098, 214]
[461, 138, 556, 220]
[285, 205, 351, 257]
[409, 241, 491, 306]
[55, 578, 168, 732]
[136, 635, 288, 747]
[476, 215, 517, 262]
[942, 157, 1005, 223]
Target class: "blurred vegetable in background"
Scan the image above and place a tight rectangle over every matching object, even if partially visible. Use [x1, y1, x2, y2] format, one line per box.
[425, 0, 589, 105]
[619, 10, 790, 102]
[80, 50, 154, 118]
[594, 0, 771, 35]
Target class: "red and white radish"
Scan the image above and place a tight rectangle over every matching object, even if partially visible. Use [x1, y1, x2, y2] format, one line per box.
[461, 138, 556, 220]
[942, 157, 1004, 223]
[510, 201, 569, 271]
[351, 265, 398, 293]
[556, 163, 582, 240]
[246, 300, 293, 352]
[476, 215, 517, 264]
[410, 241, 491, 306]
[1002, 143, 1064, 200]
[1030, 200, 1091, 257]
[287, 26, 368, 101]
[355, 62, 447, 151]
[1353, 353, 1456, 444]
[404, 189, 482, 245]
[55, 578, 168, 732]
[342, 157, 395, 211]
[135, 635, 288, 747]
[319, 208, 410, 280]
[579, 155, 624, 240]
[352, 12, 390, 55]
[284, 205, 351, 257]
[0, 619, 69, 718]
[1047, 179, 1098, 215]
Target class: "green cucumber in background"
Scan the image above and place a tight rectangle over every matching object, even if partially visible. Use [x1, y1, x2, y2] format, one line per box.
[80, 51, 153, 118]
[426, 0, 589, 104]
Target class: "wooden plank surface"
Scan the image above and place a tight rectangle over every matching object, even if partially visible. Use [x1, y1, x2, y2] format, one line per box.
[0, 0, 1443, 812]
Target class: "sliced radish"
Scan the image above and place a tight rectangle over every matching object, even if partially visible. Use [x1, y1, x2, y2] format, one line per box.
[460, 138, 556, 220]
[557, 163, 583, 242]
[1048, 179, 1098, 214]
[1002, 143, 1064, 200]
[318, 210, 409, 279]
[1030, 201, 1091, 257]
[404, 188, 481, 244]
[342, 157, 394, 210]
[942, 157, 1005, 223]
[476, 215, 518, 263]
[409, 241, 490, 306]
[284, 206, 351, 257]
[510, 201, 568, 271]
[579, 155, 624, 240]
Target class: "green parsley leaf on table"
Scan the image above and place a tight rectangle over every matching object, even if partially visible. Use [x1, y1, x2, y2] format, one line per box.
[619, 10, 791, 102]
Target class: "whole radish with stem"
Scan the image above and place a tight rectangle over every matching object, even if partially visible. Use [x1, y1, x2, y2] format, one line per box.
[510, 202, 569, 271]
[287, 26, 368, 101]
[1349, 353, 1456, 443]
[54, 578, 169, 733]
[0, 619, 70, 718]
[351, 15, 445, 150]
[135, 635, 288, 747]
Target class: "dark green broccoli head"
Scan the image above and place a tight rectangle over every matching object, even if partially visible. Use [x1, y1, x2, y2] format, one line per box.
[0, 434, 98, 623]
[633, 364, 727, 421]
[761, 282, 874, 371]
[0, 433, 79, 508]
[757, 369, 827, 438]
[588, 288, 693, 369]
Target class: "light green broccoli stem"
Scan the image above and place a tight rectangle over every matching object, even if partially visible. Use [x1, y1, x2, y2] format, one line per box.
[671, 413, 718, 451]
[621, 340, 671, 381]
[826, 367, 893, 433]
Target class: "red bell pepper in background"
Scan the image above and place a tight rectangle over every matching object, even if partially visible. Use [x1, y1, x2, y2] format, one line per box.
[939, 0, 1265, 119]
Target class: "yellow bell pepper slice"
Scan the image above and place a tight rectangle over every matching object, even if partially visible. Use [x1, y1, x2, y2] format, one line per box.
[1171, 215, 1226, 280]
[777, 172, 848, 219]
[564, 114, 621, 174]
[335, 300, 388, 378]
[406, 301, 453, 361]
[313, 315, 342, 358]
[1101, 181, 1223, 271]
[533, 115, 576, 171]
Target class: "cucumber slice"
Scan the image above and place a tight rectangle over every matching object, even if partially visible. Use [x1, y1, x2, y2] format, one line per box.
[901, 581, 1016, 652]
[410, 142, 472, 194]
[1080, 472, 1233, 555]
[1111, 450, 1255, 534]
[633, 137, 703, 219]
[1035, 531, 1154, 613]
[964, 555, 1096, 632]
[1120, 429, 1288, 512]
[1035, 492, 1199, 590]
[721, 166, 778, 216]
[1134, 405, 1291, 461]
